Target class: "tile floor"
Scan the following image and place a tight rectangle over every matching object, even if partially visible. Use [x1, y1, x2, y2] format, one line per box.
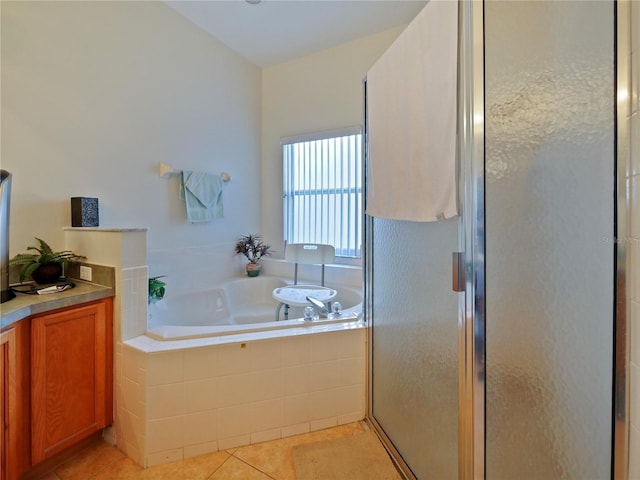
[36, 421, 393, 480]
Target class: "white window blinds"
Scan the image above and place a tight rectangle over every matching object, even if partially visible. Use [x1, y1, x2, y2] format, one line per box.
[282, 128, 362, 258]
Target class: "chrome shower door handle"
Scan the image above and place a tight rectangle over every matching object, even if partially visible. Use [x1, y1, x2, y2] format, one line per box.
[452, 252, 465, 292]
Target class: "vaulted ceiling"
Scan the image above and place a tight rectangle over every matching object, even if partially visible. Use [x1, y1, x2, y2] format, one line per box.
[165, 0, 427, 67]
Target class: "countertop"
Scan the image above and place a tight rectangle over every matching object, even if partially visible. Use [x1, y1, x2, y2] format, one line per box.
[0, 281, 114, 330]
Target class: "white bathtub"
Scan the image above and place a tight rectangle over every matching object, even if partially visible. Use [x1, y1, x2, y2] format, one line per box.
[120, 275, 366, 468]
[147, 276, 362, 341]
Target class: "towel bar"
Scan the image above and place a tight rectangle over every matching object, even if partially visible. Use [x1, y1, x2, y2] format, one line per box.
[158, 161, 231, 182]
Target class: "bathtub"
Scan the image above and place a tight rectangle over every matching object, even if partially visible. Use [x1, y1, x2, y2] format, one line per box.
[119, 275, 367, 467]
[146, 275, 363, 341]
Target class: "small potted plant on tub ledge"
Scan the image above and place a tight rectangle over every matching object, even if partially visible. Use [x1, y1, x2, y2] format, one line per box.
[234, 233, 272, 277]
[148, 275, 167, 304]
[10, 237, 86, 285]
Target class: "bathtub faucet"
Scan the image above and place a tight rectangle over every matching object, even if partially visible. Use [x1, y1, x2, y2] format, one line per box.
[306, 296, 329, 318]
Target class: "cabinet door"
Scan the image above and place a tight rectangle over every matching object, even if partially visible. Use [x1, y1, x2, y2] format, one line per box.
[31, 299, 112, 465]
[1, 327, 17, 479]
[1, 321, 30, 480]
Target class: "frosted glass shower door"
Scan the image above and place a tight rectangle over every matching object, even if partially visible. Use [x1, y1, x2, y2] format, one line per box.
[484, 1, 615, 478]
[369, 217, 460, 479]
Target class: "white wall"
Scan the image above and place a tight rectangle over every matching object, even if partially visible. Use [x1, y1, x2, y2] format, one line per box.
[1, 1, 262, 258]
[260, 27, 404, 257]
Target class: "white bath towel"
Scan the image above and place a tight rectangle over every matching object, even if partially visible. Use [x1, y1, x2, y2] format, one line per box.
[366, 0, 458, 222]
[180, 171, 224, 222]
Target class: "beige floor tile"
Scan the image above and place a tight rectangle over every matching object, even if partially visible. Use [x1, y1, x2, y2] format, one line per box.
[137, 459, 193, 480]
[92, 453, 230, 480]
[291, 431, 402, 480]
[55, 441, 126, 480]
[352, 421, 367, 434]
[91, 457, 146, 480]
[207, 456, 273, 480]
[181, 451, 231, 479]
[33, 422, 374, 480]
[233, 423, 364, 480]
[233, 438, 295, 480]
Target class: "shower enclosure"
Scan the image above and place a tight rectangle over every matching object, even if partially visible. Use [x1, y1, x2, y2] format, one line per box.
[365, 1, 628, 479]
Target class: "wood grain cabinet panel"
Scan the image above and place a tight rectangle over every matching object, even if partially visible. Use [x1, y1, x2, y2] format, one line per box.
[31, 299, 113, 465]
[1, 319, 30, 480]
[1, 327, 17, 479]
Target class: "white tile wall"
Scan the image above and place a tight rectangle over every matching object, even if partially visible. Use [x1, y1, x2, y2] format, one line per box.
[121, 267, 148, 341]
[184, 439, 218, 460]
[251, 398, 282, 432]
[183, 345, 221, 381]
[118, 344, 147, 466]
[147, 350, 183, 385]
[184, 379, 219, 413]
[629, 2, 640, 477]
[119, 327, 366, 468]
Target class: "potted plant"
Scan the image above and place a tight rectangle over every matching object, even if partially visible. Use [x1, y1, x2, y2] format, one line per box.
[148, 275, 167, 304]
[10, 237, 86, 284]
[234, 234, 272, 277]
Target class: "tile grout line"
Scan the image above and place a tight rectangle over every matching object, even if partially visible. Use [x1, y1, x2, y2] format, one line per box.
[228, 452, 280, 480]
[202, 452, 247, 480]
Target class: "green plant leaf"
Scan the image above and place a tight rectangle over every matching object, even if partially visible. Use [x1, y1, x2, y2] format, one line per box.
[10, 237, 86, 282]
[20, 263, 40, 283]
[234, 233, 272, 264]
[148, 275, 167, 303]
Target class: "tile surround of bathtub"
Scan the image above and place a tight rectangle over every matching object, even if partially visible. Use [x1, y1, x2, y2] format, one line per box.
[118, 344, 148, 467]
[121, 328, 366, 468]
[121, 266, 148, 341]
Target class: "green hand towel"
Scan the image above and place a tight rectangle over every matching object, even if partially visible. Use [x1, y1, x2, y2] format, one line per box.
[180, 171, 224, 222]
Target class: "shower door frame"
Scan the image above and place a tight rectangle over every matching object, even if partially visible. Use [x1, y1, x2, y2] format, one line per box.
[465, 1, 631, 479]
[364, 1, 631, 479]
[459, 1, 485, 479]
[614, 1, 631, 478]
[363, 2, 484, 478]
[464, 1, 631, 479]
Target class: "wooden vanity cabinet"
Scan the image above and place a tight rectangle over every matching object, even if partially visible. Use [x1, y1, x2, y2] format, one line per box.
[0, 319, 30, 480]
[1, 327, 16, 480]
[30, 298, 113, 465]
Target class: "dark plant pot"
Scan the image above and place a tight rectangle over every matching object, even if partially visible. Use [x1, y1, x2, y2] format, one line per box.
[32, 263, 63, 285]
[246, 263, 261, 277]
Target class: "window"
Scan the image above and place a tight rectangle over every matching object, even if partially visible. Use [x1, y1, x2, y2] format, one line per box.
[282, 127, 362, 258]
